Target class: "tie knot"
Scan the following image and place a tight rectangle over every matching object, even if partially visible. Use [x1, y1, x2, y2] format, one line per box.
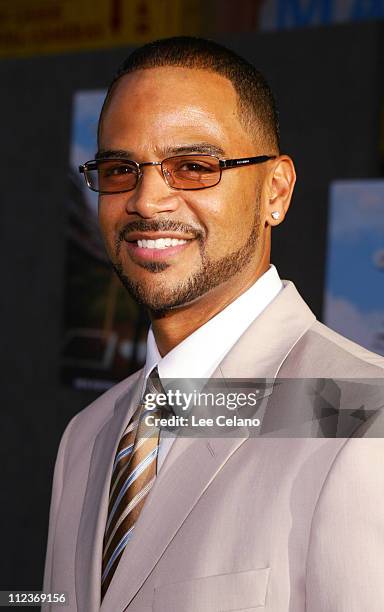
[143, 367, 173, 417]
[146, 366, 164, 395]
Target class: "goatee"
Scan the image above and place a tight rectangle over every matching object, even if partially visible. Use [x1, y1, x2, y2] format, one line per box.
[111, 207, 262, 314]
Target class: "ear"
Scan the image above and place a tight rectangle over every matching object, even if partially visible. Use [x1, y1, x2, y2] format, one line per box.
[263, 155, 296, 227]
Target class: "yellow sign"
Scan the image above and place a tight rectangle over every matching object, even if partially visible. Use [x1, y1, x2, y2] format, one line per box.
[0, 0, 202, 58]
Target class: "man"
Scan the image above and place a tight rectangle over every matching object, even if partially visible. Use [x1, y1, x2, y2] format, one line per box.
[44, 37, 384, 611]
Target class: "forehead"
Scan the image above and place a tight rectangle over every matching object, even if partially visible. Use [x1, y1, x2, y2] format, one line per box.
[99, 67, 253, 155]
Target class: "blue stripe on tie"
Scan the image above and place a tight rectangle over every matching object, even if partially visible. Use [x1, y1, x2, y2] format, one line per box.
[101, 525, 135, 584]
[106, 446, 159, 532]
[111, 409, 154, 472]
[112, 443, 134, 473]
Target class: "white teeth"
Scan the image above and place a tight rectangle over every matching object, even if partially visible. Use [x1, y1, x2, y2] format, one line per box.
[137, 238, 187, 249]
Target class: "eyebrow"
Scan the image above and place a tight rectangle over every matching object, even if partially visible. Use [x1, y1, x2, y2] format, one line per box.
[95, 142, 226, 160]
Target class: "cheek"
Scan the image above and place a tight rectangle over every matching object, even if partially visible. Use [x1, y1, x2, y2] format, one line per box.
[98, 198, 122, 240]
[198, 184, 257, 240]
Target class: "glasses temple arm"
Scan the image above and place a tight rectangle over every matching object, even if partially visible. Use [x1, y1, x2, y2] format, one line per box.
[221, 155, 276, 169]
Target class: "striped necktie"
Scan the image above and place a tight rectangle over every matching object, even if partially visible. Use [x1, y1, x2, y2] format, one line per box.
[101, 368, 163, 599]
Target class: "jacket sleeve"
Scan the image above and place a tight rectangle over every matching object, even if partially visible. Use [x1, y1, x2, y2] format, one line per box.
[305, 435, 384, 611]
[42, 415, 77, 596]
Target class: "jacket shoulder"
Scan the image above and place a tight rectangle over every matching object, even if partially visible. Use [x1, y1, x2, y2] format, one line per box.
[281, 320, 384, 377]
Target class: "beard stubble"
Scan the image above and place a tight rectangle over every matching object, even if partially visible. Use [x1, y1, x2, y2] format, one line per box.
[111, 202, 262, 314]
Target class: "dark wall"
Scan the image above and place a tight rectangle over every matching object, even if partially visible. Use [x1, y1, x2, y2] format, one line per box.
[0, 21, 382, 591]
[222, 22, 382, 310]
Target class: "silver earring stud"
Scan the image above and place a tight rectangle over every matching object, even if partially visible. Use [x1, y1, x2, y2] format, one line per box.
[271, 211, 280, 220]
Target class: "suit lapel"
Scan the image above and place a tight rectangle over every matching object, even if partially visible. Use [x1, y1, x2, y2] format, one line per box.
[100, 423, 249, 612]
[216, 281, 316, 436]
[218, 281, 316, 379]
[75, 371, 144, 612]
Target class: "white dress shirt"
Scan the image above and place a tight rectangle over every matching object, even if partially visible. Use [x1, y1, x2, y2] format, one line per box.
[142, 264, 283, 471]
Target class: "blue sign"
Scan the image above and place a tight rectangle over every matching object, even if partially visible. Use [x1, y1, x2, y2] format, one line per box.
[260, 0, 384, 30]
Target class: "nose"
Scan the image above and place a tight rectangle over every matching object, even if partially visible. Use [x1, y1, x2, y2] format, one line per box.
[124, 164, 182, 219]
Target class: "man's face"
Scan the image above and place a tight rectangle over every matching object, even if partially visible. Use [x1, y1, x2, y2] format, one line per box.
[98, 67, 271, 313]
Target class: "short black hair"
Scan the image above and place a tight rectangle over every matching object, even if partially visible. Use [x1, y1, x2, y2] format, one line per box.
[99, 36, 280, 152]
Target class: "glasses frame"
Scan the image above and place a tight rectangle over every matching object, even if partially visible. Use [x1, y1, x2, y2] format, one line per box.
[78, 153, 277, 194]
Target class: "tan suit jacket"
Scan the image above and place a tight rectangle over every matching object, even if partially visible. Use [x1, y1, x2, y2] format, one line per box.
[43, 282, 384, 611]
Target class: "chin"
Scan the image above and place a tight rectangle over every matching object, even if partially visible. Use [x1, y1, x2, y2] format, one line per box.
[115, 272, 207, 314]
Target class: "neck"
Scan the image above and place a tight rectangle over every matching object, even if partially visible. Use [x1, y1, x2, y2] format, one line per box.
[150, 256, 270, 356]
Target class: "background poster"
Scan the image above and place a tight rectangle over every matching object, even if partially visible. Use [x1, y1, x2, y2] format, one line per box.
[324, 180, 384, 357]
[62, 90, 148, 390]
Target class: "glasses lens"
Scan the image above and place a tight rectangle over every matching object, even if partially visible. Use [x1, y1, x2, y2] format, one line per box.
[85, 160, 138, 193]
[163, 155, 221, 190]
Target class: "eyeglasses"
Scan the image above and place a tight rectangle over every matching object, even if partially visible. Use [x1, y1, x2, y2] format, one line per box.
[78, 154, 276, 194]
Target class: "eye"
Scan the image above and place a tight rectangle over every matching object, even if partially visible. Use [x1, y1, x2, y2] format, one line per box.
[175, 161, 216, 175]
[103, 163, 136, 178]
[182, 162, 208, 172]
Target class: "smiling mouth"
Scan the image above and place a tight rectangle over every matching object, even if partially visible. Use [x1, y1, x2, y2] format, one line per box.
[136, 237, 188, 249]
[124, 233, 194, 262]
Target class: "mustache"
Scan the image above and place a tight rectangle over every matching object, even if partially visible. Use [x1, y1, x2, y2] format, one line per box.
[118, 219, 205, 245]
